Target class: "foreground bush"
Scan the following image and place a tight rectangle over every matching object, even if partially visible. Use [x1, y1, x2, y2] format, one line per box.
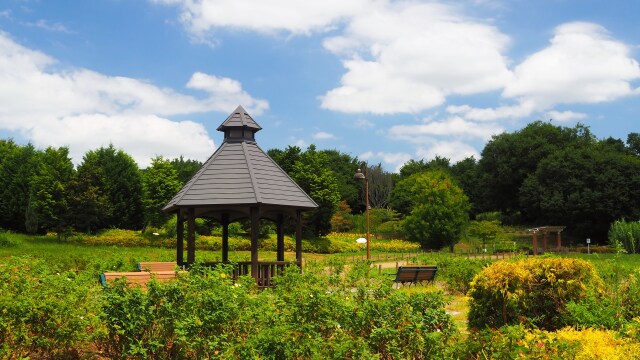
[460, 324, 640, 360]
[467, 257, 603, 330]
[0, 256, 103, 359]
[99, 264, 456, 359]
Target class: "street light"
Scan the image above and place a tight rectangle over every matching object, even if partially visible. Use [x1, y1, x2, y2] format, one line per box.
[354, 164, 370, 260]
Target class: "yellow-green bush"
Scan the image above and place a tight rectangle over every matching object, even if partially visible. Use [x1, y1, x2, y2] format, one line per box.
[459, 324, 640, 360]
[467, 257, 603, 330]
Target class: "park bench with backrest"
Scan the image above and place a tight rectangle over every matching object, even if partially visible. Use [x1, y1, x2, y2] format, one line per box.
[136, 261, 181, 272]
[392, 265, 438, 286]
[99, 270, 183, 288]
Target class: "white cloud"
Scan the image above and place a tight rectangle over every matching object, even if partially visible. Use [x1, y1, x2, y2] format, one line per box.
[312, 131, 336, 140]
[444, 22, 640, 123]
[360, 151, 412, 173]
[504, 22, 640, 107]
[389, 117, 504, 144]
[320, 2, 513, 114]
[27, 19, 72, 33]
[546, 110, 587, 122]
[152, 0, 369, 38]
[353, 118, 374, 129]
[0, 31, 267, 166]
[416, 141, 480, 163]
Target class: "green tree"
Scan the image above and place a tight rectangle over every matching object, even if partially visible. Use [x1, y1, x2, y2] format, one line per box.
[319, 149, 360, 212]
[142, 156, 182, 228]
[519, 142, 640, 241]
[27, 147, 74, 235]
[627, 132, 640, 156]
[0, 141, 39, 232]
[267, 145, 302, 174]
[170, 156, 203, 185]
[290, 145, 340, 237]
[69, 154, 110, 233]
[467, 220, 502, 250]
[73, 145, 144, 231]
[477, 121, 595, 216]
[451, 156, 480, 216]
[400, 170, 470, 250]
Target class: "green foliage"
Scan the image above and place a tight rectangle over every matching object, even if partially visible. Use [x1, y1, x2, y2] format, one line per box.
[170, 155, 202, 185]
[478, 121, 595, 215]
[97, 264, 456, 359]
[28, 146, 74, 235]
[609, 219, 640, 254]
[400, 170, 470, 250]
[468, 257, 603, 330]
[291, 146, 340, 237]
[0, 141, 39, 232]
[438, 257, 490, 294]
[467, 220, 502, 249]
[520, 143, 640, 240]
[0, 256, 103, 358]
[142, 156, 183, 228]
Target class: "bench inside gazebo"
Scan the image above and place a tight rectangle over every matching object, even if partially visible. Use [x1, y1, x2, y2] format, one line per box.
[162, 105, 318, 288]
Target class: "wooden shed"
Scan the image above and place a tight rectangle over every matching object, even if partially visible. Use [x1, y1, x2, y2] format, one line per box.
[162, 105, 318, 286]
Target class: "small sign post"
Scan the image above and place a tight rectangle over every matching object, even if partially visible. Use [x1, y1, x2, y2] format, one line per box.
[586, 238, 591, 254]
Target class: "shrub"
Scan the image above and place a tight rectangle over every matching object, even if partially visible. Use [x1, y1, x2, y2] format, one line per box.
[437, 257, 490, 294]
[0, 231, 18, 247]
[0, 256, 103, 358]
[467, 257, 603, 330]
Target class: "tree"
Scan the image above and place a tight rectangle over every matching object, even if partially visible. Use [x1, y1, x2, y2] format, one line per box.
[0, 141, 39, 232]
[467, 220, 502, 251]
[73, 145, 144, 231]
[400, 170, 470, 250]
[519, 143, 640, 241]
[267, 146, 302, 174]
[477, 121, 595, 215]
[319, 149, 361, 212]
[142, 156, 182, 228]
[170, 156, 203, 185]
[367, 164, 393, 209]
[627, 132, 640, 156]
[330, 200, 353, 232]
[289, 145, 340, 237]
[451, 156, 481, 216]
[27, 146, 74, 235]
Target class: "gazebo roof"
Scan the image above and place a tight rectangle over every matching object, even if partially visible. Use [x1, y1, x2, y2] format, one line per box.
[162, 106, 317, 218]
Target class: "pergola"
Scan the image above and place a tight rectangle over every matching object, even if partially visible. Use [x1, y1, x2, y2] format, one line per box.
[527, 226, 566, 255]
[162, 106, 318, 286]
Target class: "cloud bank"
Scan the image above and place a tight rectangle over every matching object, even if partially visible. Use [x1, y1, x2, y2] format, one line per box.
[0, 31, 268, 167]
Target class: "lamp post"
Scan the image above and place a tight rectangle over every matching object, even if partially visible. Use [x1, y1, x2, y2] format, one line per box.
[354, 164, 370, 260]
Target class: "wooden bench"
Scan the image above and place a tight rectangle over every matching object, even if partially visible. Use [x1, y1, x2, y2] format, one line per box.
[136, 261, 181, 272]
[392, 265, 438, 286]
[99, 270, 182, 288]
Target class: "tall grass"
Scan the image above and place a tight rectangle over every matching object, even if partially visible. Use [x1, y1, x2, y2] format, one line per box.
[609, 219, 640, 254]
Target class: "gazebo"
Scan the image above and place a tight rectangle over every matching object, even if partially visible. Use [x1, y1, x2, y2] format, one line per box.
[162, 105, 318, 286]
[527, 226, 566, 255]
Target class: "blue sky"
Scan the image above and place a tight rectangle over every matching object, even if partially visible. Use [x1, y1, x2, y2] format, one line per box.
[1, 0, 638, 171]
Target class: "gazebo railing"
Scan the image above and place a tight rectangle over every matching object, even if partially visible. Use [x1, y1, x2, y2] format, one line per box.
[190, 261, 299, 288]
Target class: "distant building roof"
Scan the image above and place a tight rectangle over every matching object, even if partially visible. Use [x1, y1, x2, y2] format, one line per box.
[163, 106, 317, 216]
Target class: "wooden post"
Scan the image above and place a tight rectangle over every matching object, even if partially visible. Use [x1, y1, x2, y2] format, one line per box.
[250, 207, 259, 282]
[533, 233, 538, 256]
[187, 208, 195, 264]
[221, 213, 229, 262]
[557, 231, 562, 250]
[176, 212, 184, 265]
[295, 210, 302, 265]
[276, 214, 285, 262]
[543, 231, 548, 251]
